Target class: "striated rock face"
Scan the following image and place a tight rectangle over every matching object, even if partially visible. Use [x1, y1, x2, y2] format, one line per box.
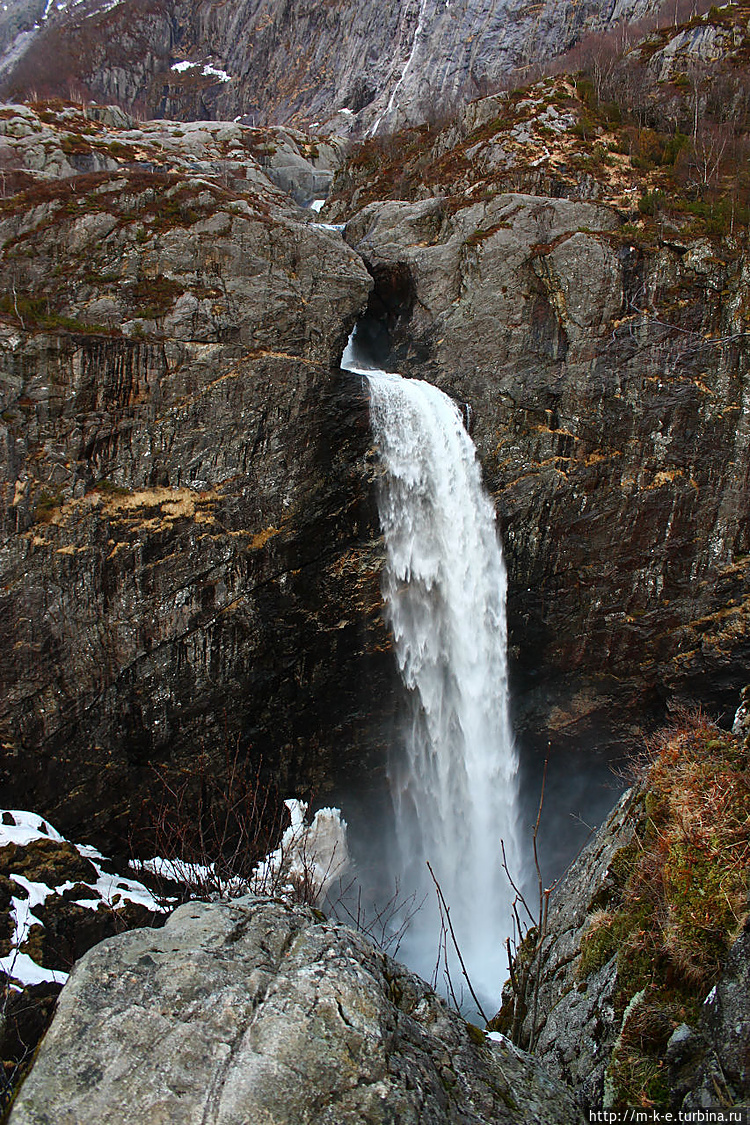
[0, 104, 393, 848]
[0, 0, 662, 133]
[342, 184, 750, 756]
[7, 895, 582, 1125]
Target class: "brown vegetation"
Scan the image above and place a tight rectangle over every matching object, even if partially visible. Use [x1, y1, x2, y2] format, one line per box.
[329, 4, 750, 242]
[579, 710, 749, 1106]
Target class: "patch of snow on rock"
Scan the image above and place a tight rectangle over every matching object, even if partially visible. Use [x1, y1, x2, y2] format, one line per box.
[0, 810, 63, 847]
[0, 809, 165, 990]
[202, 64, 231, 82]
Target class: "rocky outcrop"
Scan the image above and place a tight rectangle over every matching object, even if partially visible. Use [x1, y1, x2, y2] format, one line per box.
[0, 808, 168, 1112]
[7, 894, 581, 1124]
[0, 104, 394, 848]
[680, 919, 750, 1111]
[0, 0, 662, 133]
[493, 713, 750, 1111]
[340, 175, 750, 758]
[494, 786, 640, 1106]
[0, 101, 344, 203]
[325, 78, 650, 216]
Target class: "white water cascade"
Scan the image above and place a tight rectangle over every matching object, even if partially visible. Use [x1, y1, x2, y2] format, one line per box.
[343, 335, 521, 1012]
[368, 0, 429, 136]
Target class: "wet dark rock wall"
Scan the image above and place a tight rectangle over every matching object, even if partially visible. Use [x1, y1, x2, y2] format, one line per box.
[0, 162, 396, 849]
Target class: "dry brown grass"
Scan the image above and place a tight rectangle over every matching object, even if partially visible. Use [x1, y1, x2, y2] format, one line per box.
[579, 708, 749, 1106]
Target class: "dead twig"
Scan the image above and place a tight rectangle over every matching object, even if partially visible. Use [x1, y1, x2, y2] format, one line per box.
[427, 861, 489, 1025]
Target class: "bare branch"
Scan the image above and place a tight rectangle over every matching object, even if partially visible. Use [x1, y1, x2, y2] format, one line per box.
[426, 861, 489, 1025]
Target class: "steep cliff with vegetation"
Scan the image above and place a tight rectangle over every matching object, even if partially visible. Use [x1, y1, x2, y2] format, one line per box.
[322, 13, 750, 757]
[493, 709, 749, 1111]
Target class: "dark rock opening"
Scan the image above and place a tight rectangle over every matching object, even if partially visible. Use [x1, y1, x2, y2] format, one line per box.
[363, 261, 416, 341]
[345, 79, 377, 113]
[347, 316, 391, 368]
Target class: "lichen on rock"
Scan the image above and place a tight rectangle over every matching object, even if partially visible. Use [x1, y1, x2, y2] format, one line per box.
[7, 896, 582, 1125]
[496, 709, 750, 1112]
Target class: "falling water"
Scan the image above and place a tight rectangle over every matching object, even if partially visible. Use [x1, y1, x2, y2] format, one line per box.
[343, 335, 521, 1012]
[368, 0, 429, 136]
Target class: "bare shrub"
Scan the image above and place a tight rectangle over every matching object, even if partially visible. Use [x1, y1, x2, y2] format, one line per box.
[129, 740, 285, 905]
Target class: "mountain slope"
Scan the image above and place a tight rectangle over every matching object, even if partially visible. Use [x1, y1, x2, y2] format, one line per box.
[0, 0, 663, 130]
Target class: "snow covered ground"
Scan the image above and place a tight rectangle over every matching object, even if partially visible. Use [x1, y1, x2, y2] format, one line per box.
[0, 810, 165, 989]
[1, 800, 348, 991]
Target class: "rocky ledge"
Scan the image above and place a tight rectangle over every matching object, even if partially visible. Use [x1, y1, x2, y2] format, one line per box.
[493, 709, 750, 1111]
[6, 895, 581, 1125]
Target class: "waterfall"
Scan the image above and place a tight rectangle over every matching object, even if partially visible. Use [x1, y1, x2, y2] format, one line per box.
[343, 336, 521, 1013]
[368, 0, 429, 137]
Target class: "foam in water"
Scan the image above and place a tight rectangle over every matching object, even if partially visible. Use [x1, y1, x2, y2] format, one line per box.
[343, 335, 521, 1013]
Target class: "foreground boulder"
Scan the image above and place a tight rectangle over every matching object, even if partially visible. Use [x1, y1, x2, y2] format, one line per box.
[8, 896, 580, 1124]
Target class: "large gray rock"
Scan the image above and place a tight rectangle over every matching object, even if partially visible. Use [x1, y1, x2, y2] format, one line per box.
[8, 896, 581, 1125]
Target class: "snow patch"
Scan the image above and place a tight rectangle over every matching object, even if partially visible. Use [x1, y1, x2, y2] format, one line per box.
[0, 809, 164, 991]
[170, 61, 232, 82]
[251, 799, 348, 906]
[0, 951, 67, 987]
[0, 810, 63, 847]
[202, 64, 232, 83]
[131, 800, 348, 906]
[133, 856, 212, 884]
[85, 0, 125, 17]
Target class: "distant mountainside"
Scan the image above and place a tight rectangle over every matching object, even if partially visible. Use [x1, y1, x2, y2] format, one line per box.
[0, 0, 663, 130]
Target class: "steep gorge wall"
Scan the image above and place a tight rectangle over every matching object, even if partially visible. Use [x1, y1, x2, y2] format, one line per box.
[0, 0, 662, 131]
[344, 193, 750, 755]
[0, 146, 396, 847]
[3, 93, 750, 854]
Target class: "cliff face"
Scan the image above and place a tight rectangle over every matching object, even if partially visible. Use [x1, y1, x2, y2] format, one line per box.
[3, 86, 750, 842]
[333, 84, 750, 757]
[493, 712, 750, 1111]
[0, 104, 392, 847]
[0, 0, 661, 132]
